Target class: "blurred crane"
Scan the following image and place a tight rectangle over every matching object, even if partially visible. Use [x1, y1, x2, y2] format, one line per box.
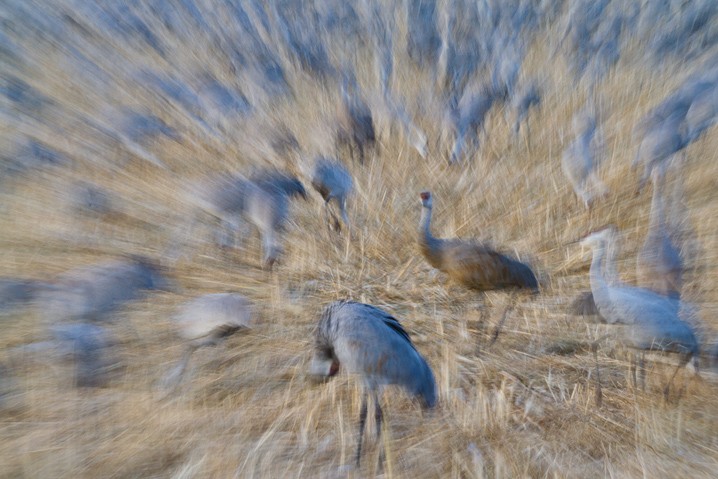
[561, 107, 607, 208]
[336, 72, 376, 164]
[51, 323, 113, 388]
[309, 300, 436, 467]
[418, 191, 537, 342]
[636, 164, 683, 299]
[162, 293, 253, 388]
[311, 157, 353, 232]
[581, 227, 699, 402]
[37, 256, 170, 324]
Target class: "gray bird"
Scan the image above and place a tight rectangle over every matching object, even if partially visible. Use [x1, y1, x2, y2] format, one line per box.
[163, 293, 253, 388]
[511, 81, 541, 138]
[561, 108, 607, 208]
[449, 84, 496, 164]
[0, 278, 41, 314]
[633, 114, 687, 192]
[336, 72, 376, 165]
[310, 300, 436, 467]
[37, 256, 169, 324]
[51, 323, 113, 388]
[636, 165, 683, 299]
[685, 82, 718, 143]
[581, 227, 699, 400]
[189, 170, 306, 267]
[246, 170, 306, 268]
[311, 157, 353, 232]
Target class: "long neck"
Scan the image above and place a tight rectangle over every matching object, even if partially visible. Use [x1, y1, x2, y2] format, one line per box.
[604, 232, 619, 284]
[648, 176, 665, 232]
[588, 242, 610, 306]
[419, 206, 442, 267]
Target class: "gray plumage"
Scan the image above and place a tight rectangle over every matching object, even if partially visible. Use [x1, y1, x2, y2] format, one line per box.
[247, 170, 307, 267]
[336, 73, 376, 165]
[581, 227, 699, 396]
[37, 257, 169, 324]
[311, 157, 353, 232]
[449, 85, 496, 164]
[406, 0, 441, 68]
[633, 114, 687, 192]
[685, 82, 718, 142]
[511, 81, 541, 136]
[51, 323, 112, 388]
[561, 108, 607, 208]
[636, 165, 683, 299]
[310, 300, 436, 466]
[190, 170, 306, 267]
[0, 279, 41, 314]
[163, 293, 253, 388]
[72, 182, 114, 218]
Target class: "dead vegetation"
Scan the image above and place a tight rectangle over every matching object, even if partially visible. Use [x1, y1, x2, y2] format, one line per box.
[1, 1, 718, 478]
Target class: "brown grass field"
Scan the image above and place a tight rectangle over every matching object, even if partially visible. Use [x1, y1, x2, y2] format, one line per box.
[1, 1, 718, 477]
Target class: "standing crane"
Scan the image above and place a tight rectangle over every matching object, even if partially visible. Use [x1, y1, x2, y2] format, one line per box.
[162, 293, 253, 388]
[309, 300, 436, 467]
[636, 164, 683, 299]
[581, 227, 699, 401]
[561, 108, 607, 209]
[418, 191, 537, 342]
[310, 156, 353, 232]
[336, 72, 376, 164]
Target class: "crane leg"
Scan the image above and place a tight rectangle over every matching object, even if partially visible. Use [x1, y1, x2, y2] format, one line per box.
[630, 354, 637, 389]
[489, 294, 516, 346]
[664, 361, 685, 401]
[355, 394, 368, 466]
[375, 395, 384, 465]
[592, 341, 602, 407]
[639, 353, 646, 392]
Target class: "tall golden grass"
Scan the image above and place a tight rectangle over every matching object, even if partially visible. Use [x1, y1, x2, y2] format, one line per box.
[1, 1, 717, 477]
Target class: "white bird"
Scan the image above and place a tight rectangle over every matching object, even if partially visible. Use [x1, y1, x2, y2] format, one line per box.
[310, 300, 436, 467]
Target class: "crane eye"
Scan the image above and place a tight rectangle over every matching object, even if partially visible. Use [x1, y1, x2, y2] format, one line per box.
[329, 360, 340, 376]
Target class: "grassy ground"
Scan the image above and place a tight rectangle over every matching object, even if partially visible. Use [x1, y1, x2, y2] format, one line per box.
[1, 1, 717, 477]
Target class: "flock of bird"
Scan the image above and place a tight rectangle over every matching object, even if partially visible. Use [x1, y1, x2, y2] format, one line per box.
[2, 0, 718, 470]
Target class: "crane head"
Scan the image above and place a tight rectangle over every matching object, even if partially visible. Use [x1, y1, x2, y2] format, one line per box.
[419, 191, 432, 208]
[579, 226, 616, 250]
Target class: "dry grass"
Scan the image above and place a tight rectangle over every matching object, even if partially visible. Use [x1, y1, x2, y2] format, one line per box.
[2, 1, 718, 478]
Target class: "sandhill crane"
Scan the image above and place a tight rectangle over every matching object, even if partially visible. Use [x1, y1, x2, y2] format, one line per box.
[186, 170, 306, 267]
[632, 114, 687, 192]
[337, 72, 376, 164]
[50, 323, 112, 388]
[310, 300, 436, 467]
[636, 165, 683, 299]
[406, 0, 441, 68]
[418, 191, 537, 341]
[246, 170, 306, 268]
[162, 293, 253, 388]
[449, 84, 496, 164]
[419, 191, 538, 291]
[581, 227, 699, 401]
[511, 81, 541, 139]
[0, 278, 41, 315]
[685, 81, 717, 143]
[311, 157, 353, 232]
[561, 108, 607, 208]
[569, 226, 620, 322]
[37, 256, 170, 324]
